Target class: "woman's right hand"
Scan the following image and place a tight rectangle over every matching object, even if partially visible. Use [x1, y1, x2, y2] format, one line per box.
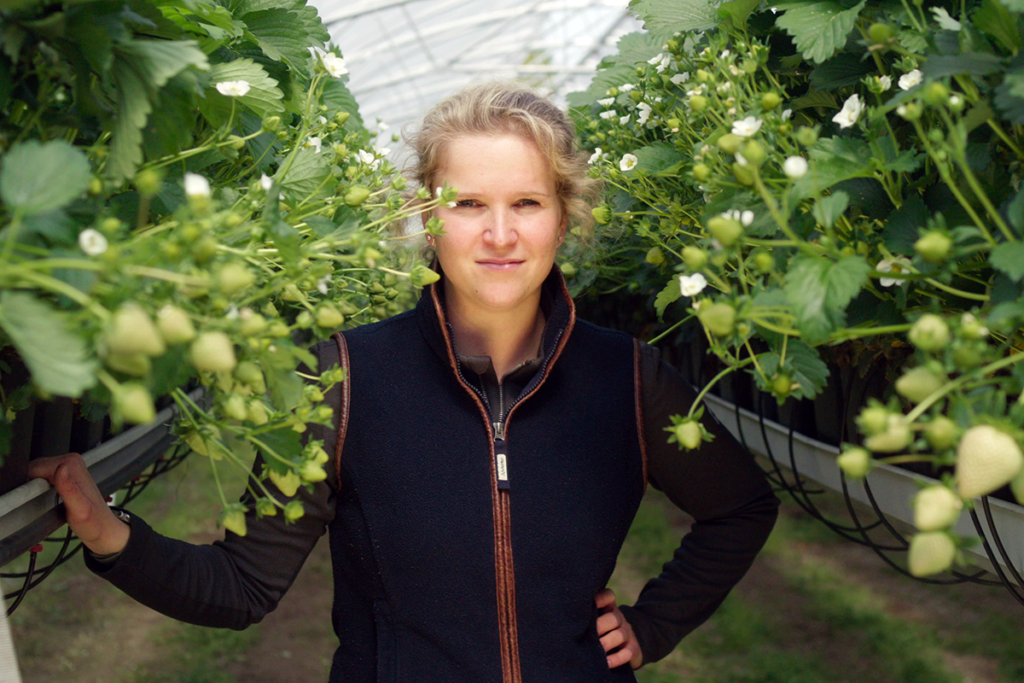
[27, 453, 131, 556]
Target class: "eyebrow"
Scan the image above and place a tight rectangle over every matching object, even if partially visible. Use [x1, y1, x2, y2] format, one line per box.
[455, 190, 555, 198]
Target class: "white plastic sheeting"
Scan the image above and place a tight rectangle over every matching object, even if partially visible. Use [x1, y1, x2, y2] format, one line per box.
[312, 0, 642, 135]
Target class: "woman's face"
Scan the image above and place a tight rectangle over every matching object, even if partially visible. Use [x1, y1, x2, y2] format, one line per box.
[429, 134, 565, 321]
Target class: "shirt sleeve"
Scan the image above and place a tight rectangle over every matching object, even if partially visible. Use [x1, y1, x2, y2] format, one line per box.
[617, 340, 780, 665]
[84, 341, 343, 630]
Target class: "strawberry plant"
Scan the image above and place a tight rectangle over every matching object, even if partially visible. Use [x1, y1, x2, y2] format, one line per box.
[0, 0, 440, 529]
[569, 0, 1024, 576]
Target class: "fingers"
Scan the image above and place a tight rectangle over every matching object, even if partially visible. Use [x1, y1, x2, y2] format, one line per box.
[606, 639, 642, 670]
[594, 587, 616, 610]
[26, 453, 83, 483]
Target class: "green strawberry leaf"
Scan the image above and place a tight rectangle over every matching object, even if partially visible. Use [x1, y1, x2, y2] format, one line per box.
[654, 277, 681, 320]
[775, 0, 867, 64]
[812, 191, 849, 229]
[784, 254, 871, 344]
[0, 140, 91, 216]
[990, 241, 1024, 281]
[0, 291, 97, 397]
[627, 0, 720, 43]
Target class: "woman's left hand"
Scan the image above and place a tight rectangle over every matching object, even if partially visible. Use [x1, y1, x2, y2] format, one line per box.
[595, 588, 643, 670]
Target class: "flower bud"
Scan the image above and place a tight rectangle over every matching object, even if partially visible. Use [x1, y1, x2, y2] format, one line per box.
[592, 205, 612, 224]
[913, 231, 952, 263]
[689, 95, 708, 111]
[263, 115, 281, 132]
[645, 247, 665, 265]
[732, 162, 755, 186]
[692, 163, 711, 181]
[924, 82, 949, 107]
[716, 133, 742, 154]
[754, 251, 773, 273]
[795, 127, 818, 147]
[868, 23, 894, 44]
[134, 168, 162, 197]
[741, 140, 767, 167]
[761, 92, 781, 110]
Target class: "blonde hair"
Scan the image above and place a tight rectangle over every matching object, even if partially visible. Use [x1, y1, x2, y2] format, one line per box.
[405, 81, 601, 237]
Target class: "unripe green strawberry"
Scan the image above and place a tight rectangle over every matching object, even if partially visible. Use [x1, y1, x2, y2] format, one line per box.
[868, 22, 894, 44]
[216, 263, 255, 296]
[795, 127, 818, 146]
[864, 416, 912, 452]
[772, 373, 792, 398]
[411, 264, 440, 287]
[192, 236, 219, 263]
[908, 531, 956, 576]
[296, 311, 314, 329]
[952, 340, 986, 370]
[134, 168, 161, 197]
[337, 300, 359, 316]
[247, 400, 269, 425]
[256, 498, 277, 517]
[335, 111, 350, 125]
[674, 421, 703, 450]
[284, 500, 305, 522]
[190, 331, 237, 373]
[896, 366, 945, 404]
[666, 117, 681, 130]
[156, 305, 196, 345]
[682, 246, 707, 270]
[630, 89, 642, 101]
[263, 115, 281, 132]
[238, 311, 267, 337]
[837, 447, 872, 478]
[344, 186, 371, 206]
[106, 353, 151, 377]
[269, 468, 302, 497]
[761, 92, 781, 110]
[925, 416, 958, 450]
[219, 507, 247, 537]
[316, 304, 344, 329]
[592, 205, 611, 224]
[754, 251, 773, 273]
[698, 302, 736, 337]
[300, 460, 327, 483]
[267, 321, 290, 338]
[696, 69, 712, 82]
[959, 313, 988, 340]
[956, 425, 1024, 498]
[184, 430, 212, 457]
[741, 140, 767, 167]
[310, 445, 330, 464]
[645, 247, 665, 265]
[222, 393, 249, 422]
[559, 262, 576, 277]
[229, 135, 245, 150]
[914, 231, 952, 263]
[706, 216, 743, 247]
[692, 164, 711, 181]
[914, 485, 963, 531]
[732, 163, 755, 186]
[116, 383, 156, 425]
[717, 133, 742, 154]
[235, 361, 265, 394]
[689, 95, 708, 111]
[88, 177, 103, 195]
[106, 303, 166, 357]
[908, 314, 950, 353]
[924, 82, 949, 107]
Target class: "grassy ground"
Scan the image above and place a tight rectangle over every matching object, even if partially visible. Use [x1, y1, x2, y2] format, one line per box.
[6, 454, 1024, 683]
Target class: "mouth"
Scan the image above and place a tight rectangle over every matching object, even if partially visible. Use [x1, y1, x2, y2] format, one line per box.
[477, 259, 523, 270]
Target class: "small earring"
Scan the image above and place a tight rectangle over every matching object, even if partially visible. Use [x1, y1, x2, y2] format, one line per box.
[426, 235, 435, 246]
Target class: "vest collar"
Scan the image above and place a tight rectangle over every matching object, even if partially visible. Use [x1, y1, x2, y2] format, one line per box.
[415, 265, 577, 379]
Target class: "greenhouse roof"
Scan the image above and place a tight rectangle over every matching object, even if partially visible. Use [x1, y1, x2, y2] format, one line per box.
[311, 0, 643, 137]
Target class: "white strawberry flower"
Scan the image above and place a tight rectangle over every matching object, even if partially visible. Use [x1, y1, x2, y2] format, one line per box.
[647, 53, 665, 66]
[260, 174, 273, 191]
[899, 69, 923, 90]
[832, 93, 864, 129]
[679, 273, 708, 297]
[619, 154, 639, 172]
[78, 228, 108, 256]
[599, 110, 617, 120]
[876, 257, 912, 287]
[879, 75, 892, 91]
[183, 172, 210, 198]
[720, 49, 731, 59]
[435, 186, 456, 208]
[215, 80, 250, 97]
[304, 137, 322, 154]
[783, 156, 808, 179]
[322, 53, 348, 78]
[670, 73, 688, 85]
[317, 275, 332, 295]
[637, 102, 653, 125]
[732, 116, 763, 137]
[781, 108, 793, 121]
[597, 97, 615, 107]
[619, 115, 630, 125]
[717, 82, 732, 94]
[618, 83, 634, 93]
[588, 147, 604, 165]
[358, 149, 375, 165]
[728, 64, 742, 76]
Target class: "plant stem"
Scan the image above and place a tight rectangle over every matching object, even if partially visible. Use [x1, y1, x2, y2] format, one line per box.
[906, 352, 1024, 423]
[687, 355, 758, 418]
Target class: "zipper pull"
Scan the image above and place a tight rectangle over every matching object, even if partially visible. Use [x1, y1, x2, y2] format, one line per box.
[493, 422, 509, 490]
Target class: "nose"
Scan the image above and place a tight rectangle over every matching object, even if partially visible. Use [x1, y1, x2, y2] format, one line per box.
[484, 207, 518, 248]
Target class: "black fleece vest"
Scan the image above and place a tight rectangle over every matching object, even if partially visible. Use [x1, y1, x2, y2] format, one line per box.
[327, 276, 645, 683]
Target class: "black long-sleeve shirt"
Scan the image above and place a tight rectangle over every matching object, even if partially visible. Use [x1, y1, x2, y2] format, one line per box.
[86, 339, 777, 667]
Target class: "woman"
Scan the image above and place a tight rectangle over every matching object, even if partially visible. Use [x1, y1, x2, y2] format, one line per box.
[28, 83, 778, 682]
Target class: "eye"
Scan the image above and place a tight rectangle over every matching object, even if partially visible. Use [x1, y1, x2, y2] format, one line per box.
[517, 198, 540, 207]
[455, 199, 478, 208]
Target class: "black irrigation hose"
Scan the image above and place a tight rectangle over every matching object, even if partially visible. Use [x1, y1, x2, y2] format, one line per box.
[4, 548, 37, 616]
[979, 497, 1024, 600]
[969, 507, 1024, 607]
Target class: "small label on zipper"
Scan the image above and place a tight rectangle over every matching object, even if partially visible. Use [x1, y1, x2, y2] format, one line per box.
[494, 438, 509, 490]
